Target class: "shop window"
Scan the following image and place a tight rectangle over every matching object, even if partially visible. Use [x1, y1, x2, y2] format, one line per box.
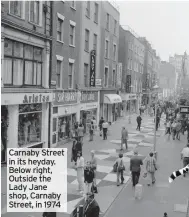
[18, 104, 42, 147]
[4, 39, 42, 86]
[58, 116, 71, 141]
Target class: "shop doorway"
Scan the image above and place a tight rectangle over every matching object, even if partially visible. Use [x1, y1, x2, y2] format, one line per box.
[1, 106, 8, 164]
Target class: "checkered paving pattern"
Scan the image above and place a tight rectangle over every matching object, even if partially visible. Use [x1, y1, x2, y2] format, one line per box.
[66, 115, 166, 214]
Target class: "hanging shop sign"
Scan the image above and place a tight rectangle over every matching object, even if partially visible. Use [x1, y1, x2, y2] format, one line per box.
[53, 90, 78, 106]
[1, 93, 54, 105]
[80, 91, 98, 103]
[179, 106, 189, 114]
[126, 75, 131, 93]
[117, 63, 122, 88]
[89, 50, 96, 87]
[95, 79, 102, 86]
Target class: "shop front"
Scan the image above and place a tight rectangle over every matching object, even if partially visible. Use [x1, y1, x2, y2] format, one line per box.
[126, 93, 137, 113]
[100, 90, 122, 124]
[1, 91, 53, 162]
[80, 90, 99, 133]
[51, 90, 80, 146]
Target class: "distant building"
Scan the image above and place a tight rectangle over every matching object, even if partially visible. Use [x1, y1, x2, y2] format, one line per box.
[139, 37, 160, 105]
[119, 25, 145, 114]
[159, 61, 176, 99]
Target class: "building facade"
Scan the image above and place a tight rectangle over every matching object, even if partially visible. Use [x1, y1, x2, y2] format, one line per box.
[50, 1, 82, 146]
[1, 1, 53, 163]
[99, 1, 121, 123]
[159, 61, 176, 100]
[139, 37, 158, 106]
[119, 26, 145, 114]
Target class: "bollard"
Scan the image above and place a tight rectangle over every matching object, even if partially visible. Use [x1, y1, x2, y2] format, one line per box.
[78, 205, 83, 217]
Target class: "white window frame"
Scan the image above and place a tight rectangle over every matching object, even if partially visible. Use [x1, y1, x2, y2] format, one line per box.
[112, 68, 116, 87]
[84, 29, 90, 52]
[84, 63, 89, 87]
[29, 1, 43, 26]
[68, 59, 75, 89]
[104, 66, 109, 87]
[86, 1, 90, 18]
[70, 1, 76, 10]
[105, 39, 109, 59]
[57, 13, 65, 43]
[56, 55, 64, 89]
[106, 13, 110, 30]
[69, 20, 76, 47]
[9, 1, 26, 19]
[113, 43, 117, 61]
[94, 2, 98, 23]
[114, 19, 117, 35]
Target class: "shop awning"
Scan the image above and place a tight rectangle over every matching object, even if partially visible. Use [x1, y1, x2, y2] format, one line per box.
[104, 94, 122, 104]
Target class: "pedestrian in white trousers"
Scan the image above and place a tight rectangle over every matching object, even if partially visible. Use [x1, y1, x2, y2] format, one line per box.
[76, 152, 84, 194]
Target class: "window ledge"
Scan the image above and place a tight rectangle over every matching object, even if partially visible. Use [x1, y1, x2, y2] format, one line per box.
[105, 28, 109, 32]
[84, 49, 89, 53]
[8, 13, 25, 21]
[70, 6, 76, 11]
[28, 21, 42, 28]
[57, 40, 64, 44]
[104, 57, 109, 60]
[69, 44, 75, 48]
[94, 20, 98, 25]
[86, 15, 90, 19]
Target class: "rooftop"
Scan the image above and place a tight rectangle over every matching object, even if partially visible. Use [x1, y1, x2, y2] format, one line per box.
[107, 0, 120, 12]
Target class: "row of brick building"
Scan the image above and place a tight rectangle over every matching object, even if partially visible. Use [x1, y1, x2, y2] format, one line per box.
[1, 1, 160, 163]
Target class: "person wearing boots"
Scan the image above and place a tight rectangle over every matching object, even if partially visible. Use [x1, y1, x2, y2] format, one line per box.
[84, 161, 95, 196]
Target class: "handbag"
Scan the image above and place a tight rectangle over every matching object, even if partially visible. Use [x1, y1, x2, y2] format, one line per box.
[118, 159, 125, 172]
[113, 162, 118, 172]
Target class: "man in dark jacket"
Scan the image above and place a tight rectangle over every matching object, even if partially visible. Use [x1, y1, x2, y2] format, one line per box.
[130, 150, 143, 187]
[136, 115, 142, 131]
[83, 193, 100, 217]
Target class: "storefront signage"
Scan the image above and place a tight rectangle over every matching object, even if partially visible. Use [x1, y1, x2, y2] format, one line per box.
[95, 79, 102, 86]
[54, 91, 78, 105]
[89, 50, 96, 87]
[180, 106, 189, 114]
[81, 91, 98, 103]
[126, 75, 131, 93]
[129, 94, 137, 100]
[1, 93, 54, 105]
[23, 94, 50, 104]
[117, 63, 122, 88]
[80, 103, 98, 111]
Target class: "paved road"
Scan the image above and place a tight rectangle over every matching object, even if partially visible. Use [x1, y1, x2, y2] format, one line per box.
[104, 122, 189, 217]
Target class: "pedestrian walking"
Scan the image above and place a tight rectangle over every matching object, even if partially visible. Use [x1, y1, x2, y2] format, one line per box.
[145, 152, 157, 186]
[139, 106, 142, 115]
[83, 193, 100, 217]
[121, 126, 128, 150]
[115, 153, 125, 186]
[84, 161, 95, 196]
[163, 212, 168, 217]
[175, 120, 182, 140]
[89, 121, 94, 141]
[181, 144, 189, 177]
[102, 120, 108, 140]
[130, 150, 143, 187]
[90, 151, 98, 193]
[136, 115, 142, 131]
[75, 137, 82, 156]
[76, 152, 84, 194]
[165, 120, 171, 135]
[71, 138, 78, 167]
[78, 123, 84, 142]
[98, 117, 104, 137]
[171, 120, 177, 140]
[156, 116, 160, 131]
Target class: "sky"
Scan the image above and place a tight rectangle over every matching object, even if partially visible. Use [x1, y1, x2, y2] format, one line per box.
[116, 1, 189, 61]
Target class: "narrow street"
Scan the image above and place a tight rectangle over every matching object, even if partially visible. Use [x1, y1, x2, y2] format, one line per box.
[3, 113, 188, 217]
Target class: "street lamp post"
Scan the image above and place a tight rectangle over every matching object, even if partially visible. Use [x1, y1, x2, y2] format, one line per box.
[128, 85, 134, 124]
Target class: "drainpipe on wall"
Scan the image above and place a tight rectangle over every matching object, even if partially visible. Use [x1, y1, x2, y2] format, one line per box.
[48, 1, 53, 148]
